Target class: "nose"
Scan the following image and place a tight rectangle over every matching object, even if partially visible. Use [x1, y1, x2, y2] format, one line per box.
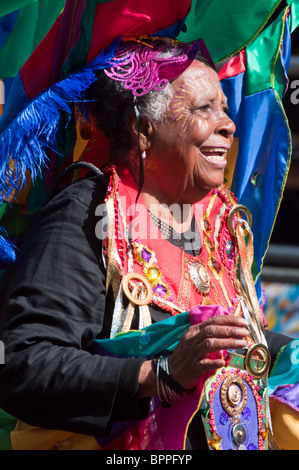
[216, 112, 236, 139]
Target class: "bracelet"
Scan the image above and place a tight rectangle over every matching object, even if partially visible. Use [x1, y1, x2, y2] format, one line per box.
[153, 355, 186, 406]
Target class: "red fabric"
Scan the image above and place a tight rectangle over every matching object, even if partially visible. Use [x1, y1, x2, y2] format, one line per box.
[20, 0, 191, 100]
[21, 0, 86, 99]
[87, 0, 191, 62]
[102, 424, 140, 450]
[218, 49, 247, 81]
[21, 16, 62, 99]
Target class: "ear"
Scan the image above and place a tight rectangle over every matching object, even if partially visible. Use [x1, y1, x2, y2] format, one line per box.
[126, 109, 154, 150]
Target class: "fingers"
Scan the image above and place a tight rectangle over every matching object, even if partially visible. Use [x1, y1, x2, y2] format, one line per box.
[185, 315, 249, 352]
[168, 315, 249, 390]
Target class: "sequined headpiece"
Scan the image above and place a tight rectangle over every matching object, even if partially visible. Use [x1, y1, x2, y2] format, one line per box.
[104, 37, 214, 97]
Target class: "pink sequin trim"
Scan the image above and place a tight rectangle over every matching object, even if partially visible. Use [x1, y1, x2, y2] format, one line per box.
[104, 38, 201, 96]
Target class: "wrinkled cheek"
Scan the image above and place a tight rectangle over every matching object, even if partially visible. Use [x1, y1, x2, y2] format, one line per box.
[192, 117, 211, 136]
[170, 112, 199, 135]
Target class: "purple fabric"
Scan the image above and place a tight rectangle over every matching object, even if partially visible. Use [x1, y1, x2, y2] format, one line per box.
[50, 0, 87, 84]
[270, 383, 299, 413]
[213, 380, 259, 450]
[188, 304, 228, 325]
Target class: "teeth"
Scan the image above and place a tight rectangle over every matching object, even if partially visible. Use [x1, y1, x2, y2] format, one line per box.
[206, 155, 224, 161]
[201, 147, 227, 153]
[200, 147, 228, 160]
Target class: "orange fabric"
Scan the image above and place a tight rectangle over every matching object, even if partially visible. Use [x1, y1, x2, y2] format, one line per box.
[270, 398, 299, 450]
[11, 420, 101, 450]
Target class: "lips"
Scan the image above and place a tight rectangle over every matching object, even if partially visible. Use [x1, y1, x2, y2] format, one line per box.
[199, 146, 230, 168]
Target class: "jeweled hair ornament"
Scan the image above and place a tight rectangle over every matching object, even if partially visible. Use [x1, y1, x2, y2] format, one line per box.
[104, 37, 215, 96]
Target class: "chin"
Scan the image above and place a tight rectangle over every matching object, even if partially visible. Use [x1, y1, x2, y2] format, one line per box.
[199, 179, 224, 194]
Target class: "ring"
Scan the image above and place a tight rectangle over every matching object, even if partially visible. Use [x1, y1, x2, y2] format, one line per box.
[122, 272, 153, 306]
[245, 343, 271, 378]
[228, 204, 253, 236]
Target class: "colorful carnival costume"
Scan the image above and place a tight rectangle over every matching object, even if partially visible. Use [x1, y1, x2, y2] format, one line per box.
[0, 0, 299, 451]
[0, 160, 291, 450]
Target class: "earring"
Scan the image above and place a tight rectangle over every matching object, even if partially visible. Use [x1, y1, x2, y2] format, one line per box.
[141, 143, 147, 160]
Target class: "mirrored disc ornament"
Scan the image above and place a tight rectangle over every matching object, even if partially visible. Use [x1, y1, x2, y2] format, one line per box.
[189, 261, 211, 294]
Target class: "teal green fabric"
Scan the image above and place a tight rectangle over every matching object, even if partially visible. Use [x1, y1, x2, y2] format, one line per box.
[177, 0, 283, 63]
[94, 311, 191, 357]
[0, 0, 65, 78]
[246, 8, 288, 97]
[0, 409, 16, 450]
[269, 340, 299, 395]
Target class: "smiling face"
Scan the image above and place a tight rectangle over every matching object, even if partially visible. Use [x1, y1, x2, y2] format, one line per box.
[142, 60, 236, 205]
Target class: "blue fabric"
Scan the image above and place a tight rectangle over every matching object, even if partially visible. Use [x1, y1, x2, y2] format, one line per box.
[0, 10, 20, 51]
[0, 72, 29, 134]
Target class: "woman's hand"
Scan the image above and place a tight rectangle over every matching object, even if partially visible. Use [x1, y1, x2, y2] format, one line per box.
[138, 315, 248, 397]
[168, 315, 248, 391]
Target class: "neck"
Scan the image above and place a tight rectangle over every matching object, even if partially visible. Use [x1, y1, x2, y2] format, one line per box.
[142, 191, 194, 233]
[124, 157, 208, 233]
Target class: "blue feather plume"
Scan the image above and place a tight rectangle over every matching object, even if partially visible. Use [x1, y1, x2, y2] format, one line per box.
[0, 38, 120, 200]
[0, 39, 120, 263]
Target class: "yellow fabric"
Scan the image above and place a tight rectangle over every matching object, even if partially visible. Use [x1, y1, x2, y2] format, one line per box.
[73, 122, 89, 162]
[223, 137, 239, 189]
[10, 420, 101, 450]
[270, 398, 299, 450]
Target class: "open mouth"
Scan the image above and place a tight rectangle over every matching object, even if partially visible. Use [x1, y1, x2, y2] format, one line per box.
[199, 146, 229, 168]
[200, 147, 228, 160]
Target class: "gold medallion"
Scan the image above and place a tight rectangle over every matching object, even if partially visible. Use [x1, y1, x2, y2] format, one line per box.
[220, 375, 247, 416]
[245, 343, 271, 378]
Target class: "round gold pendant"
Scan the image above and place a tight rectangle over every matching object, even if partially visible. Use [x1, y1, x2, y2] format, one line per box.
[122, 272, 153, 306]
[220, 375, 247, 416]
[189, 261, 210, 294]
[245, 343, 271, 378]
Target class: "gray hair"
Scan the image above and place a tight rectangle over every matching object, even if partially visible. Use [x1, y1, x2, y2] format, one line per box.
[88, 72, 174, 160]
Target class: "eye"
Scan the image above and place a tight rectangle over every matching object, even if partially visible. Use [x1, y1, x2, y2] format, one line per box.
[199, 105, 210, 111]
[223, 106, 230, 114]
[191, 104, 210, 113]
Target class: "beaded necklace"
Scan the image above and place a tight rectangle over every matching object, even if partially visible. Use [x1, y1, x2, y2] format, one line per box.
[148, 211, 202, 257]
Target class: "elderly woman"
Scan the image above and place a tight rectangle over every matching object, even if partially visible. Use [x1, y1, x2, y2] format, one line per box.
[0, 36, 292, 450]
